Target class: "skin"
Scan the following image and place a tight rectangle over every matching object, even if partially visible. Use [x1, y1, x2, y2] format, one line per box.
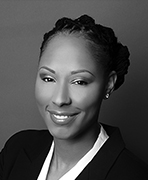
[35, 34, 116, 179]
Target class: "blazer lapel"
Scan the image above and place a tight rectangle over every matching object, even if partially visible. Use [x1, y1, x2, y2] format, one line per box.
[8, 130, 53, 180]
[76, 124, 125, 180]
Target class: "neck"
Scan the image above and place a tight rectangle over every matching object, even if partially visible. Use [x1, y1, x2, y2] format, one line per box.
[52, 123, 100, 169]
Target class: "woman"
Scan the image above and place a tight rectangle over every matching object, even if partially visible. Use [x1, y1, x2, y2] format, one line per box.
[0, 15, 148, 180]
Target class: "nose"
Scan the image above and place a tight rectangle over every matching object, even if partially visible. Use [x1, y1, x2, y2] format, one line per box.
[52, 82, 72, 107]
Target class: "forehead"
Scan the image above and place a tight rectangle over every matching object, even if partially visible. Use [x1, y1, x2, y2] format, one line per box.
[39, 34, 103, 74]
[41, 34, 90, 59]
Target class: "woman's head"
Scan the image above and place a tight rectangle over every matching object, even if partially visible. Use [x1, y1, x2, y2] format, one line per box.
[39, 14, 130, 91]
[35, 15, 130, 139]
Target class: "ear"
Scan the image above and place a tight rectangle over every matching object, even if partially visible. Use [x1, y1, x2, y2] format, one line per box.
[104, 71, 117, 99]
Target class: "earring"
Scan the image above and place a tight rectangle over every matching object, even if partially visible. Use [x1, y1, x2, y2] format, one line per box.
[105, 93, 110, 99]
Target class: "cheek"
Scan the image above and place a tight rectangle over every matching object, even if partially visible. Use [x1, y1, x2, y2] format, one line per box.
[71, 85, 103, 110]
[35, 81, 53, 107]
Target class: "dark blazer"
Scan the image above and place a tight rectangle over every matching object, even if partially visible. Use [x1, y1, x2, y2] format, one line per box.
[0, 124, 148, 180]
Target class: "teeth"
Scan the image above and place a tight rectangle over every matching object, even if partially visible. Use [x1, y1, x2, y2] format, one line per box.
[53, 114, 69, 119]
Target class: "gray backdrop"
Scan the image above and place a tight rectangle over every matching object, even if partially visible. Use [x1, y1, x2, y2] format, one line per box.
[0, 0, 148, 164]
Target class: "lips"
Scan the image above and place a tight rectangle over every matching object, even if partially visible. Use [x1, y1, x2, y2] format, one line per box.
[46, 109, 80, 125]
[53, 114, 70, 120]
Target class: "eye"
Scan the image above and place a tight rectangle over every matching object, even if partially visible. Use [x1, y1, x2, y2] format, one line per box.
[42, 77, 55, 83]
[39, 73, 55, 83]
[72, 80, 88, 86]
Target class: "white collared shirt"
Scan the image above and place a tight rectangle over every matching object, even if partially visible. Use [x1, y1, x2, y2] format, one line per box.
[37, 125, 109, 180]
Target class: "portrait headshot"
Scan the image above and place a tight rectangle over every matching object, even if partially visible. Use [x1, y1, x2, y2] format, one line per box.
[0, 1, 148, 180]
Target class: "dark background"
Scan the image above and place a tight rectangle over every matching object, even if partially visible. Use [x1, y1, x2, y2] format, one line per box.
[0, 1, 148, 164]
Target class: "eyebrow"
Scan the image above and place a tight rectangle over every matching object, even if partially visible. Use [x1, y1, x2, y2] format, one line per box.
[39, 66, 95, 77]
[71, 70, 95, 77]
[39, 66, 55, 74]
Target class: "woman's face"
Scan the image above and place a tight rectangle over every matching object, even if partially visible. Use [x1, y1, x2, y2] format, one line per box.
[35, 34, 108, 140]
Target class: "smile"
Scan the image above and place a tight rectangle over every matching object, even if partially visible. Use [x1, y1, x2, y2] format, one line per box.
[51, 113, 77, 125]
[53, 114, 70, 120]
[46, 109, 80, 125]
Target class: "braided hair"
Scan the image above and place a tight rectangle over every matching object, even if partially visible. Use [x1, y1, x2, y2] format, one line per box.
[40, 14, 130, 90]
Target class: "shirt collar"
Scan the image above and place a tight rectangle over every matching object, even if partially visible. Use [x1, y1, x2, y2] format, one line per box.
[37, 124, 109, 180]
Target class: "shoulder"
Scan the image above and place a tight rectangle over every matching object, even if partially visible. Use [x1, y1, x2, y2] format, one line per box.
[0, 129, 52, 164]
[5, 129, 49, 148]
[108, 148, 148, 179]
[0, 130, 52, 179]
[107, 138, 148, 179]
[100, 123, 148, 179]
[8, 129, 49, 142]
[1, 129, 51, 157]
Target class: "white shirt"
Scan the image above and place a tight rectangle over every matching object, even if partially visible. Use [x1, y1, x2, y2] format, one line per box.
[37, 125, 109, 180]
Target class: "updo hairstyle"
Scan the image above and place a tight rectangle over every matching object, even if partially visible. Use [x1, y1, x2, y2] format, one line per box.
[40, 15, 130, 90]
